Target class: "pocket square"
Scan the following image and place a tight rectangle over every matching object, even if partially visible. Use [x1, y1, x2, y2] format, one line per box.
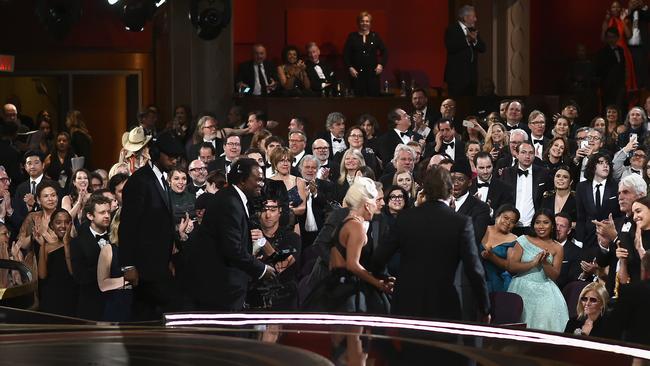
[608, 196, 616, 200]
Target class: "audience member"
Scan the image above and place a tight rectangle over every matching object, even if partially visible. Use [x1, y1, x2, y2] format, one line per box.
[66, 110, 93, 170]
[479, 204, 519, 293]
[343, 11, 387, 97]
[471, 152, 514, 214]
[305, 42, 337, 96]
[277, 45, 312, 96]
[236, 44, 278, 96]
[541, 166, 577, 222]
[564, 282, 611, 337]
[555, 212, 587, 289]
[44, 132, 75, 189]
[61, 169, 92, 223]
[444, 5, 485, 96]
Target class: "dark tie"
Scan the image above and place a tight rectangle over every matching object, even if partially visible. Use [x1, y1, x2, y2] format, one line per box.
[257, 64, 268, 95]
[595, 183, 602, 211]
[631, 168, 641, 174]
[30, 181, 36, 195]
[95, 233, 110, 242]
[517, 168, 529, 177]
[160, 176, 168, 191]
[333, 138, 342, 143]
[476, 181, 490, 188]
[444, 142, 455, 149]
[225, 160, 232, 167]
[533, 139, 544, 145]
[400, 132, 409, 138]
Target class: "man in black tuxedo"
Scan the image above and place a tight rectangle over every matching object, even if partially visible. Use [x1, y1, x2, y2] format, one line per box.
[208, 135, 242, 176]
[12, 151, 51, 227]
[575, 152, 621, 250]
[555, 212, 586, 290]
[118, 132, 185, 320]
[71, 194, 113, 320]
[289, 130, 308, 170]
[311, 139, 332, 181]
[528, 110, 550, 161]
[188, 116, 222, 161]
[314, 112, 347, 160]
[451, 159, 491, 321]
[444, 5, 485, 96]
[609, 251, 650, 345]
[235, 43, 278, 96]
[597, 27, 626, 111]
[503, 100, 530, 136]
[471, 152, 514, 216]
[377, 108, 422, 163]
[371, 167, 490, 321]
[297, 155, 334, 248]
[410, 88, 434, 140]
[500, 141, 548, 235]
[428, 119, 464, 161]
[594, 174, 647, 295]
[495, 128, 528, 176]
[305, 42, 337, 96]
[187, 159, 208, 197]
[188, 158, 276, 310]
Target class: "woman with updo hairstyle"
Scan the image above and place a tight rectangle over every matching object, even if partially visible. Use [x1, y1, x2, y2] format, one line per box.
[303, 177, 392, 313]
[564, 282, 610, 337]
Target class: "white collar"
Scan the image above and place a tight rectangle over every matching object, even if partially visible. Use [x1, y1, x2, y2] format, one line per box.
[30, 174, 44, 185]
[458, 21, 469, 34]
[477, 176, 492, 185]
[151, 162, 166, 183]
[592, 178, 607, 188]
[89, 225, 108, 237]
[559, 239, 567, 247]
[331, 133, 344, 142]
[294, 150, 306, 161]
[455, 191, 470, 209]
[233, 185, 249, 216]
[517, 164, 531, 172]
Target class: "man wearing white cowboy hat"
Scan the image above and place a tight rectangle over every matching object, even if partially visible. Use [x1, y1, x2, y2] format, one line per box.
[119, 126, 152, 174]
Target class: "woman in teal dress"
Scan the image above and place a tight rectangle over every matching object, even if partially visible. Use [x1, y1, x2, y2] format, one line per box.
[479, 204, 519, 293]
[507, 209, 569, 332]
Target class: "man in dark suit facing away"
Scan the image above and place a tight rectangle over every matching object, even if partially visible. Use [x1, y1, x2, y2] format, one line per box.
[119, 131, 185, 320]
[372, 167, 490, 322]
[610, 252, 650, 345]
[444, 5, 485, 96]
[187, 158, 276, 311]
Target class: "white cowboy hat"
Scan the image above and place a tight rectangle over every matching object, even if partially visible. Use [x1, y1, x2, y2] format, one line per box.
[122, 126, 152, 152]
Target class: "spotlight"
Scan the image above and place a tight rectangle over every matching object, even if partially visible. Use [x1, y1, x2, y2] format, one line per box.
[107, 0, 119, 5]
[35, 0, 83, 39]
[122, 0, 155, 32]
[190, 0, 230, 41]
[155, 0, 166, 7]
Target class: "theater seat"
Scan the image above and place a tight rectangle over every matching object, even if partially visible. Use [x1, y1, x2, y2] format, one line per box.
[489, 291, 524, 325]
[562, 281, 589, 319]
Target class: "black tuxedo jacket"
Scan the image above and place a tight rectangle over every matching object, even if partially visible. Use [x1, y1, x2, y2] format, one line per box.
[596, 45, 626, 90]
[444, 22, 485, 96]
[371, 201, 490, 320]
[70, 223, 105, 320]
[187, 140, 223, 162]
[305, 60, 337, 93]
[469, 176, 514, 212]
[314, 131, 346, 160]
[556, 239, 585, 290]
[297, 178, 335, 234]
[235, 60, 278, 94]
[430, 139, 465, 161]
[500, 165, 548, 212]
[456, 194, 491, 245]
[596, 215, 628, 294]
[575, 179, 621, 249]
[207, 156, 233, 174]
[189, 185, 266, 311]
[376, 129, 423, 162]
[118, 163, 175, 281]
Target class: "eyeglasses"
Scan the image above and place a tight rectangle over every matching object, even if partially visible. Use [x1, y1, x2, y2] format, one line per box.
[633, 153, 646, 158]
[0, 231, 9, 237]
[580, 296, 599, 304]
[349, 134, 364, 138]
[0, 177, 10, 182]
[586, 136, 602, 141]
[389, 195, 404, 200]
[289, 139, 305, 143]
[226, 142, 241, 147]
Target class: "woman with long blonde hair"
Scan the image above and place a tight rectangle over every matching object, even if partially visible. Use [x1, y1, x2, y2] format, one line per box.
[482, 122, 508, 161]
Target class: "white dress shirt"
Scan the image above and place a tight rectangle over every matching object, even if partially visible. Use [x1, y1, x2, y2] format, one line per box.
[476, 178, 490, 203]
[253, 63, 269, 96]
[151, 163, 167, 191]
[394, 128, 410, 144]
[515, 165, 535, 227]
[592, 178, 606, 207]
[454, 191, 470, 212]
[292, 150, 306, 167]
[331, 133, 347, 154]
[444, 137, 456, 161]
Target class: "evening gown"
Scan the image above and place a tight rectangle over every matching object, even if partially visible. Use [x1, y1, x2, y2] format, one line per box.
[479, 241, 515, 293]
[38, 246, 79, 317]
[507, 235, 569, 332]
[102, 244, 132, 322]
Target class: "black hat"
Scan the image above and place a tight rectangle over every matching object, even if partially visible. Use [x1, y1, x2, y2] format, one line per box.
[155, 131, 184, 158]
[450, 158, 472, 178]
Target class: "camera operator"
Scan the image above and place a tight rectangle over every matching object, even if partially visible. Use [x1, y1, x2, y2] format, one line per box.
[250, 194, 301, 310]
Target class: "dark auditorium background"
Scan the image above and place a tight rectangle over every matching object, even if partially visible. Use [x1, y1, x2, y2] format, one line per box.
[0, 0, 634, 168]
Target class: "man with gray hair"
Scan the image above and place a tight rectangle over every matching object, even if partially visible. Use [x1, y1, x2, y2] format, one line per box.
[495, 128, 528, 175]
[444, 4, 485, 96]
[315, 112, 346, 159]
[380, 144, 416, 188]
[574, 127, 607, 182]
[594, 173, 648, 295]
[311, 138, 331, 180]
[298, 154, 334, 250]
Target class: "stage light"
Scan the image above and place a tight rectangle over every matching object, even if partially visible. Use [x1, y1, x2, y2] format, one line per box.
[107, 0, 119, 5]
[189, 0, 230, 41]
[155, 0, 165, 7]
[34, 0, 82, 39]
[122, 0, 155, 32]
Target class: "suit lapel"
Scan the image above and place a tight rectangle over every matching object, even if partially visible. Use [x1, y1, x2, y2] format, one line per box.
[456, 196, 472, 215]
[146, 165, 171, 211]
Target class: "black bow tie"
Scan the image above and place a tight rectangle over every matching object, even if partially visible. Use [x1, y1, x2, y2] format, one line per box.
[400, 131, 410, 138]
[444, 141, 455, 149]
[533, 139, 544, 145]
[631, 168, 641, 174]
[333, 138, 342, 143]
[225, 160, 232, 166]
[517, 168, 529, 177]
[95, 233, 110, 242]
[476, 181, 490, 188]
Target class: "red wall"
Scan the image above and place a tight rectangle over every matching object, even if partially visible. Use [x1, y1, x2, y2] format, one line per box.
[233, 0, 449, 88]
[530, 0, 614, 94]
